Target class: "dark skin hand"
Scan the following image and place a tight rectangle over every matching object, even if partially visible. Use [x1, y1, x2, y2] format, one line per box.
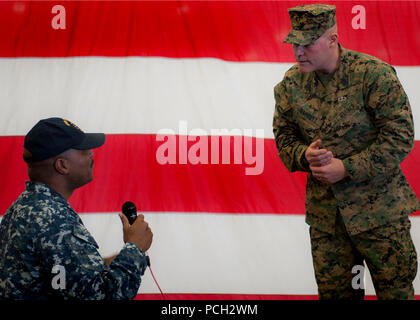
[119, 213, 153, 253]
[104, 213, 153, 266]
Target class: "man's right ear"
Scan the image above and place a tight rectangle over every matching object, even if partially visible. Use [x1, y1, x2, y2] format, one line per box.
[328, 32, 338, 46]
[54, 157, 69, 175]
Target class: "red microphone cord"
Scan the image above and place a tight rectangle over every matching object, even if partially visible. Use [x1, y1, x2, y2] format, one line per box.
[148, 264, 165, 300]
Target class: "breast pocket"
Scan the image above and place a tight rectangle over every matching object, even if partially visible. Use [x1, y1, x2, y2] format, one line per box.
[72, 224, 99, 250]
[322, 86, 375, 157]
[292, 97, 322, 143]
[69, 224, 103, 270]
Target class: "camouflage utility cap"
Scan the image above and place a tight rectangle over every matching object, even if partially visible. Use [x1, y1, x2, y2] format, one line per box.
[284, 4, 336, 46]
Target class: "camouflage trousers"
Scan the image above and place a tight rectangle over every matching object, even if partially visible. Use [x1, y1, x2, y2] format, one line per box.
[310, 212, 417, 300]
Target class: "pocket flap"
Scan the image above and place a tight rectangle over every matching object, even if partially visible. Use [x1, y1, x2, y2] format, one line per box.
[72, 224, 99, 249]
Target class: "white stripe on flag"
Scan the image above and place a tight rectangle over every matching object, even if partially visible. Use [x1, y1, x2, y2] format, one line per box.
[2, 213, 420, 295]
[73, 213, 420, 295]
[1, 58, 419, 139]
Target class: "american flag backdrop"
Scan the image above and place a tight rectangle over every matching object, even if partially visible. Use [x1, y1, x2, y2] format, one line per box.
[0, 0, 420, 299]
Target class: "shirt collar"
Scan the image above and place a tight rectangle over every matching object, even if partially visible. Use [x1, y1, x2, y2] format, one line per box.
[25, 180, 67, 203]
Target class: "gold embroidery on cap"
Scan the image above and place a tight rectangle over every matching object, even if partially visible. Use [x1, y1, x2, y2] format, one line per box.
[62, 118, 83, 132]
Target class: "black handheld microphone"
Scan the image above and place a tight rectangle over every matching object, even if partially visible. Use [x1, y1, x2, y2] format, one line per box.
[122, 201, 138, 225]
[122, 201, 164, 298]
[121, 201, 150, 267]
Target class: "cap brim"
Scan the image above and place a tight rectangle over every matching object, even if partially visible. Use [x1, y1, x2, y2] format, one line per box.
[283, 29, 317, 46]
[73, 133, 105, 150]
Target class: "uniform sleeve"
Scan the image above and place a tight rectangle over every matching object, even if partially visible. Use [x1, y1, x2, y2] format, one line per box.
[342, 64, 415, 182]
[38, 222, 148, 300]
[273, 78, 310, 173]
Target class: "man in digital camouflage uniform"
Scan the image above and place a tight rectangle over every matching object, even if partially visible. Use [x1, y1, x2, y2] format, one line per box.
[273, 4, 420, 299]
[0, 117, 153, 299]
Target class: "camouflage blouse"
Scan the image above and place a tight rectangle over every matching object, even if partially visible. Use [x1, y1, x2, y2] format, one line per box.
[0, 181, 147, 299]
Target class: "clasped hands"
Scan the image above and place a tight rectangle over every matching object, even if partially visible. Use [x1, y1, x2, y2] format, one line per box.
[305, 139, 348, 184]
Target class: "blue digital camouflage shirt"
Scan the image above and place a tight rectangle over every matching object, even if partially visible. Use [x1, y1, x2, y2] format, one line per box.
[0, 181, 148, 300]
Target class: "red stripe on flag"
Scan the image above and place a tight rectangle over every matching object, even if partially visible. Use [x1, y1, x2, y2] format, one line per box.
[135, 293, 420, 300]
[135, 293, 319, 300]
[1, 135, 419, 216]
[0, 134, 306, 215]
[0, 1, 420, 65]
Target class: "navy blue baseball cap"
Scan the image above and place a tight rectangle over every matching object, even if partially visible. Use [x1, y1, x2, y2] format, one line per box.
[23, 117, 106, 163]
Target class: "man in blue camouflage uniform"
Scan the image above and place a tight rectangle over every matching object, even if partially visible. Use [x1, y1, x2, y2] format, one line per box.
[0, 117, 153, 299]
[273, 4, 420, 299]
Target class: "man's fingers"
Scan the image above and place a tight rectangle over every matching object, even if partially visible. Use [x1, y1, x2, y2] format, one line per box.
[310, 166, 319, 174]
[309, 148, 329, 157]
[307, 150, 333, 165]
[318, 151, 333, 159]
[310, 164, 326, 174]
[311, 169, 329, 184]
[309, 139, 322, 149]
[316, 151, 333, 164]
[132, 216, 149, 233]
[119, 213, 130, 230]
